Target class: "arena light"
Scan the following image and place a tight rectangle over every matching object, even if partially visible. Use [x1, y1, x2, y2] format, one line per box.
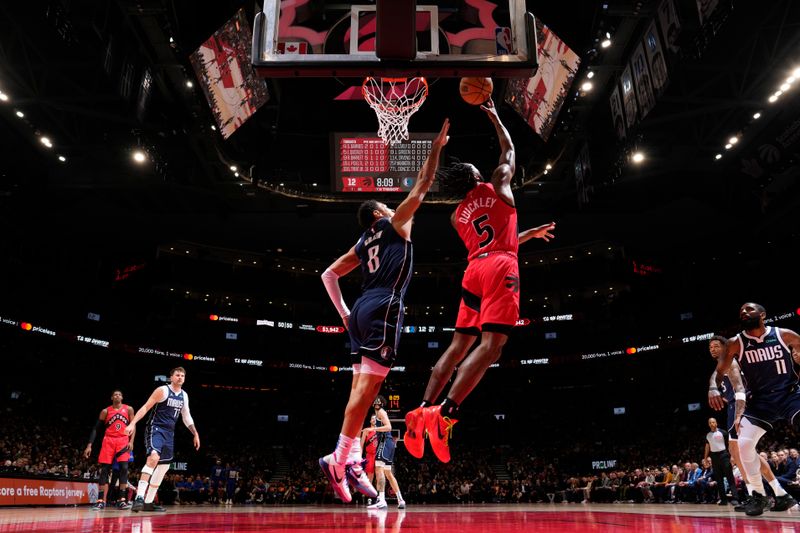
[15, 110, 23, 118]
[793, 67, 800, 78]
[0, 92, 8, 102]
[40, 137, 53, 148]
[724, 143, 732, 149]
[185, 80, 193, 88]
[781, 83, 791, 91]
[728, 136, 739, 144]
[545, 163, 552, 170]
[753, 112, 761, 119]
[581, 81, 593, 92]
[132, 151, 146, 163]
[769, 94, 779, 103]
[715, 153, 722, 160]
[601, 38, 611, 48]
[631, 151, 645, 164]
[230, 165, 237, 171]
[58, 155, 66, 162]
[587, 71, 595, 79]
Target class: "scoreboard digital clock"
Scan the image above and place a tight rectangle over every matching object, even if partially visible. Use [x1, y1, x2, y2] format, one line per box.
[331, 132, 441, 193]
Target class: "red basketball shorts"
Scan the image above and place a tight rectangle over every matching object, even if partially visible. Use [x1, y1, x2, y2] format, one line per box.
[98, 435, 130, 464]
[455, 252, 519, 333]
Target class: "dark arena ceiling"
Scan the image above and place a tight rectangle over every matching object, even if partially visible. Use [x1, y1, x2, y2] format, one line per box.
[1, 0, 799, 343]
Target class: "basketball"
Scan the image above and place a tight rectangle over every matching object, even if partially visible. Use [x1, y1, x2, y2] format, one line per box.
[459, 77, 493, 105]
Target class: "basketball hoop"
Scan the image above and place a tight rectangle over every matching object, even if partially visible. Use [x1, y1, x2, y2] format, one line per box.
[362, 77, 428, 145]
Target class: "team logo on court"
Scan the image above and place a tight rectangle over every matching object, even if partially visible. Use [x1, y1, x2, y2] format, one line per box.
[504, 275, 520, 293]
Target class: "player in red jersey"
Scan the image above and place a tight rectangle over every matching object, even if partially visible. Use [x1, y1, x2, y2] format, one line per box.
[403, 99, 555, 463]
[84, 390, 135, 510]
[361, 415, 379, 490]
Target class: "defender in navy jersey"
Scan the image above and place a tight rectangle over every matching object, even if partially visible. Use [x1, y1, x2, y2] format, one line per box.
[318, 119, 450, 504]
[126, 367, 200, 512]
[707, 335, 780, 509]
[713, 303, 800, 515]
[367, 396, 405, 509]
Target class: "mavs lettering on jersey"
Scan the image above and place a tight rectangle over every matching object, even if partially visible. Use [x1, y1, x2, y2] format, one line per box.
[737, 326, 796, 395]
[355, 218, 413, 296]
[147, 386, 185, 432]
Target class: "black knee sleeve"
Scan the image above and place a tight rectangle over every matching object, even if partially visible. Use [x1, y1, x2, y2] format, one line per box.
[99, 464, 111, 485]
[118, 462, 129, 485]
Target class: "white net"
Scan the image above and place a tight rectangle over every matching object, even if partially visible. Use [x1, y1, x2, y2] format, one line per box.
[362, 77, 429, 145]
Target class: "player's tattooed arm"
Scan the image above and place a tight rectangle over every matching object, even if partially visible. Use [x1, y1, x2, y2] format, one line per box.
[779, 328, 800, 364]
[727, 359, 746, 432]
[707, 370, 724, 411]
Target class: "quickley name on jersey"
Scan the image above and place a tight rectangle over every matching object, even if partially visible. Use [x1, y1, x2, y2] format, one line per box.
[147, 386, 185, 431]
[354, 217, 413, 296]
[737, 326, 797, 394]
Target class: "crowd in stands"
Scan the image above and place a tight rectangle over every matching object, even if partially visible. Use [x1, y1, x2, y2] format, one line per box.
[2, 400, 800, 507]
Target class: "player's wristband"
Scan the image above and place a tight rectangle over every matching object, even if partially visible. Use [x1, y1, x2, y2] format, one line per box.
[708, 387, 719, 393]
[734, 392, 746, 401]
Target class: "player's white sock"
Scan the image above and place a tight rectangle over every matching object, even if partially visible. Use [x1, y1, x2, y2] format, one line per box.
[769, 479, 788, 497]
[333, 433, 355, 464]
[136, 466, 154, 499]
[348, 437, 362, 464]
[378, 491, 385, 501]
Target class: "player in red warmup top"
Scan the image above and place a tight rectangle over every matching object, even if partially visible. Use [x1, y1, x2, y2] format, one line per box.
[403, 99, 555, 463]
[84, 390, 135, 510]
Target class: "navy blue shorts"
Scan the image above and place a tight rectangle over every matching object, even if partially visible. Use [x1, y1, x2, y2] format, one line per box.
[349, 289, 404, 368]
[744, 388, 800, 431]
[376, 435, 396, 466]
[144, 425, 175, 464]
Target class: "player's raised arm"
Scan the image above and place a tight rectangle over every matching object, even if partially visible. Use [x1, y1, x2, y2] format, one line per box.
[126, 386, 167, 436]
[481, 99, 515, 204]
[391, 119, 450, 238]
[321, 246, 361, 329]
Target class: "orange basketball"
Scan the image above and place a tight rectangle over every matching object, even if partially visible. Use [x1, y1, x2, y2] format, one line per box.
[459, 77, 493, 105]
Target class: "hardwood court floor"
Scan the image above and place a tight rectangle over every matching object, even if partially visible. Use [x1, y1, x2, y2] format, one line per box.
[0, 503, 797, 532]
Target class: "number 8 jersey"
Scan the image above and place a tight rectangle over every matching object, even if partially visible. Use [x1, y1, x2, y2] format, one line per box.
[453, 182, 518, 260]
[736, 326, 798, 397]
[354, 217, 413, 297]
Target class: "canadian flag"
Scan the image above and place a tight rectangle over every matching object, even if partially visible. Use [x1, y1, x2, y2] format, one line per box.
[277, 42, 308, 54]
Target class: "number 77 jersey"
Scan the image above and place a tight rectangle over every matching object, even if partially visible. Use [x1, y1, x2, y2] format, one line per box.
[454, 182, 518, 260]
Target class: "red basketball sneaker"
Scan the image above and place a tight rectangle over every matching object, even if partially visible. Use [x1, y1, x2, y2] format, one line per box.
[403, 407, 426, 458]
[424, 405, 457, 463]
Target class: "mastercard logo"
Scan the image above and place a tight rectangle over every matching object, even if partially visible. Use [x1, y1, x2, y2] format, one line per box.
[209, 314, 219, 321]
[626, 347, 637, 355]
[20, 322, 32, 331]
[183, 353, 194, 360]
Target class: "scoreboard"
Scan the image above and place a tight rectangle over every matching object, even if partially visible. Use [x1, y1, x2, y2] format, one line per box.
[331, 133, 441, 193]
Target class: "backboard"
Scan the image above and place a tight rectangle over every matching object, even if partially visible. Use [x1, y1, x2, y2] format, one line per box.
[252, 0, 537, 78]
